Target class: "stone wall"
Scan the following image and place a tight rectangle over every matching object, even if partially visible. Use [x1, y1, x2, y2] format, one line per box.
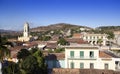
[52, 68, 120, 74]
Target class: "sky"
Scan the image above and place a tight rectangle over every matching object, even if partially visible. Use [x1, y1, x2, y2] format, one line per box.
[0, 0, 120, 31]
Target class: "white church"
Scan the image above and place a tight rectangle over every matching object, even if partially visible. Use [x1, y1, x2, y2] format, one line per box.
[18, 22, 32, 42]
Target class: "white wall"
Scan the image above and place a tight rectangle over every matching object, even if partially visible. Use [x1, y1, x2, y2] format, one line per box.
[65, 48, 99, 68]
[66, 49, 99, 58]
[65, 47, 117, 70]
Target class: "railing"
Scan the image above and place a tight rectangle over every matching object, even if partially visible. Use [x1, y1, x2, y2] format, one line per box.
[67, 56, 97, 60]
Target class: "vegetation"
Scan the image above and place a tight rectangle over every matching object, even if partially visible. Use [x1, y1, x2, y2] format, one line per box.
[39, 36, 51, 41]
[18, 48, 47, 74]
[17, 49, 31, 60]
[2, 48, 47, 74]
[97, 26, 120, 31]
[30, 23, 91, 33]
[21, 55, 39, 74]
[2, 61, 21, 74]
[0, 36, 13, 61]
[97, 39, 103, 46]
[106, 31, 114, 39]
[54, 48, 65, 53]
[48, 48, 65, 53]
[57, 38, 69, 45]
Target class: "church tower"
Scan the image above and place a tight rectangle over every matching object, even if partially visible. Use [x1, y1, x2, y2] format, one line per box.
[18, 22, 32, 42]
[23, 22, 29, 37]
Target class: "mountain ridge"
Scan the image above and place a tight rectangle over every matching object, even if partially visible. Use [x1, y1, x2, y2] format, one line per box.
[30, 23, 92, 32]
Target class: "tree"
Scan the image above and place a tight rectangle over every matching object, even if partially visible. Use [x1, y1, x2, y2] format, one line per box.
[57, 38, 69, 45]
[2, 61, 21, 74]
[97, 39, 103, 46]
[17, 49, 31, 60]
[33, 50, 47, 74]
[0, 36, 13, 61]
[106, 31, 114, 39]
[54, 48, 65, 53]
[21, 55, 39, 74]
[33, 50, 44, 67]
[30, 47, 38, 54]
[16, 48, 47, 74]
[39, 36, 51, 41]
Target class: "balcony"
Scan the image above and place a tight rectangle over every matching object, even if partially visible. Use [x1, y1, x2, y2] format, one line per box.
[67, 56, 97, 60]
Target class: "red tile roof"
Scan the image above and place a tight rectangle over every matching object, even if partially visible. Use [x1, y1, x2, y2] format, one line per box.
[99, 51, 112, 58]
[46, 42, 57, 49]
[65, 38, 88, 44]
[73, 33, 82, 38]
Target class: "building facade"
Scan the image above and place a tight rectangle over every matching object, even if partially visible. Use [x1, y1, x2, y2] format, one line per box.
[82, 34, 108, 46]
[65, 46, 120, 71]
[114, 31, 120, 45]
[18, 22, 32, 42]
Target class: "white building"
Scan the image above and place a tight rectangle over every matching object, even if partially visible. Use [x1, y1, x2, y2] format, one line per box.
[114, 31, 120, 45]
[18, 22, 32, 42]
[83, 34, 108, 46]
[65, 45, 120, 71]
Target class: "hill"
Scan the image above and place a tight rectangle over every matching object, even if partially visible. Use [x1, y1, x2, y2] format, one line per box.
[97, 26, 120, 31]
[30, 23, 92, 32]
[0, 29, 16, 33]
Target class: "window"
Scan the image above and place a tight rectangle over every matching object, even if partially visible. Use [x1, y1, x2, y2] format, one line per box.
[115, 61, 119, 69]
[70, 62, 74, 69]
[104, 63, 109, 69]
[80, 51, 84, 58]
[90, 63, 94, 69]
[70, 51, 74, 58]
[80, 63, 84, 69]
[90, 51, 94, 58]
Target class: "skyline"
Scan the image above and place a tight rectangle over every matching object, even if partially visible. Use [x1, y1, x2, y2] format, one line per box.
[0, 0, 120, 31]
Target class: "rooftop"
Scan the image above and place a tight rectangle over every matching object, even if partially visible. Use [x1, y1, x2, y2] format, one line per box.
[99, 51, 112, 58]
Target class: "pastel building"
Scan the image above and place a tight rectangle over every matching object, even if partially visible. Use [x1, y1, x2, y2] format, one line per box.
[65, 45, 120, 71]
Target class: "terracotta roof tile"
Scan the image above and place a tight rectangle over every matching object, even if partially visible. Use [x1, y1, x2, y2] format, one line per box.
[73, 33, 82, 38]
[65, 38, 88, 44]
[46, 42, 57, 49]
[99, 51, 112, 58]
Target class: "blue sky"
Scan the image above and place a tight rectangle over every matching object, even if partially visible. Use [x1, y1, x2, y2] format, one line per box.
[0, 0, 120, 31]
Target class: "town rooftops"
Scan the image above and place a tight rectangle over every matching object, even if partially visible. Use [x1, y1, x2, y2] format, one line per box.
[65, 38, 88, 44]
[72, 33, 82, 38]
[99, 51, 112, 58]
[99, 50, 120, 59]
[46, 42, 58, 49]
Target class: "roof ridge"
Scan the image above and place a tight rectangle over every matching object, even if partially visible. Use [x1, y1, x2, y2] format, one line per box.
[103, 50, 120, 58]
